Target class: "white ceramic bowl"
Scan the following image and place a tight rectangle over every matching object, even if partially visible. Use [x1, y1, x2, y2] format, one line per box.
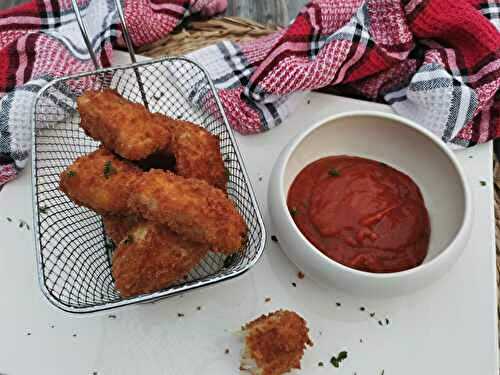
[268, 111, 472, 297]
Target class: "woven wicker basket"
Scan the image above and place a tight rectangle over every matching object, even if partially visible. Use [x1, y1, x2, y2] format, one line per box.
[138, 17, 280, 57]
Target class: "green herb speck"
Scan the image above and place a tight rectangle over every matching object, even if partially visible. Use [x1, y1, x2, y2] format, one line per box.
[177, 313, 184, 317]
[336, 302, 341, 307]
[289, 207, 298, 217]
[103, 161, 116, 179]
[67, 170, 76, 177]
[359, 307, 365, 311]
[480, 180, 486, 186]
[385, 318, 390, 325]
[337, 351, 348, 361]
[370, 312, 375, 317]
[329, 168, 340, 177]
[330, 351, 348, 368]
[6, 217, 12, 222]
[271, 235, 278, 242]
[318, 362, 324, 367]
[378, 320, 383, 326]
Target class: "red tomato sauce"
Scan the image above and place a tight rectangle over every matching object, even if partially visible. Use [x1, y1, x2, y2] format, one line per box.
[287, 156, 430, 273]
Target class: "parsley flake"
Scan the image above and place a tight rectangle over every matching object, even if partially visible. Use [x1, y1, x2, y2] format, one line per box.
[480, 180, 486, 186]
[67, 170, 77, 177]
[289, 207, 298, 217]
[330, 350, 348, 368]
[103, 161, 116, 179]
[329, 168, 340, 177]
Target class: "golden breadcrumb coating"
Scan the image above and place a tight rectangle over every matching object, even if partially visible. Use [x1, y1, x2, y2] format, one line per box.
[59, 148, 141, 215]
[77, 89, 171, 160]
[112, 222, 208, 298]
[155, 114, 227, 190]
[102, 215, 141, 244]
[128, 169, 246, 254]
[241, 310, 313, 375]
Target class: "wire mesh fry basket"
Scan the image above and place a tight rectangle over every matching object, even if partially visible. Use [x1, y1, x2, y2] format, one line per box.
[30, 1, 266, 313]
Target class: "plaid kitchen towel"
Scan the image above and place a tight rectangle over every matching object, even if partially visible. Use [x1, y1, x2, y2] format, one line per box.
[1, 0, 499, 187]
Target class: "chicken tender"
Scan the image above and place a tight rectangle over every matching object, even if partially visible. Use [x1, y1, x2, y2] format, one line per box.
[128, 169, 246, 254]
[241, 310, 313, 375]
[77, 89, 171, 160]
[112, 222, 208, 297]
[102, 215, 140, 244]
[59, 148, 141, 215]
[155, 114, 227, 190]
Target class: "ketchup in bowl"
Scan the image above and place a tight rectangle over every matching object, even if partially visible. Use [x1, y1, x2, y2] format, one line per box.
[287, 156, 430, 273]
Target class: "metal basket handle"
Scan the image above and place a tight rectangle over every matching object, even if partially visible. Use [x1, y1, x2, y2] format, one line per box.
[70, 0, 150, 109]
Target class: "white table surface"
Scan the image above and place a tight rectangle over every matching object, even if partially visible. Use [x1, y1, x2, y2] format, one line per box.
[0, 52, 497, 375]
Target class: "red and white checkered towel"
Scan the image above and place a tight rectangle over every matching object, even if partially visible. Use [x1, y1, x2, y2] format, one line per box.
[1, 0, 499, 187]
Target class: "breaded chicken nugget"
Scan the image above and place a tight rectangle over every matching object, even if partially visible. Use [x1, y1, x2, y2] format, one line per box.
[128, 169, 247, 254]
[241, 310, 313, 375]
[112, 222, 208, 297]
[77, 89, 171, 160]
[59, 148, 141, 215]
[155, 114, 227, 190]
[102, 215, 140, 244]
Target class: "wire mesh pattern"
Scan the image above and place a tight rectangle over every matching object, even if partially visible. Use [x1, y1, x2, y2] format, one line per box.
[31, 57, 266, 313]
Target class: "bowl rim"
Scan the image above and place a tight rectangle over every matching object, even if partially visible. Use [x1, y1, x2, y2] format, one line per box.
[276, 110, 472, 279]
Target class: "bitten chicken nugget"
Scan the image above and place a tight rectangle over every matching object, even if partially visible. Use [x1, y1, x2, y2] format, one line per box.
[59, 148, 141, 215]
[128, 169, 246, 254]
[102, 215, 140, 244]
[241, 310, 313, 375]
[77, 89, 171, 160]
[112, 222, 208, 297]
[155, 114, 227, 190]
